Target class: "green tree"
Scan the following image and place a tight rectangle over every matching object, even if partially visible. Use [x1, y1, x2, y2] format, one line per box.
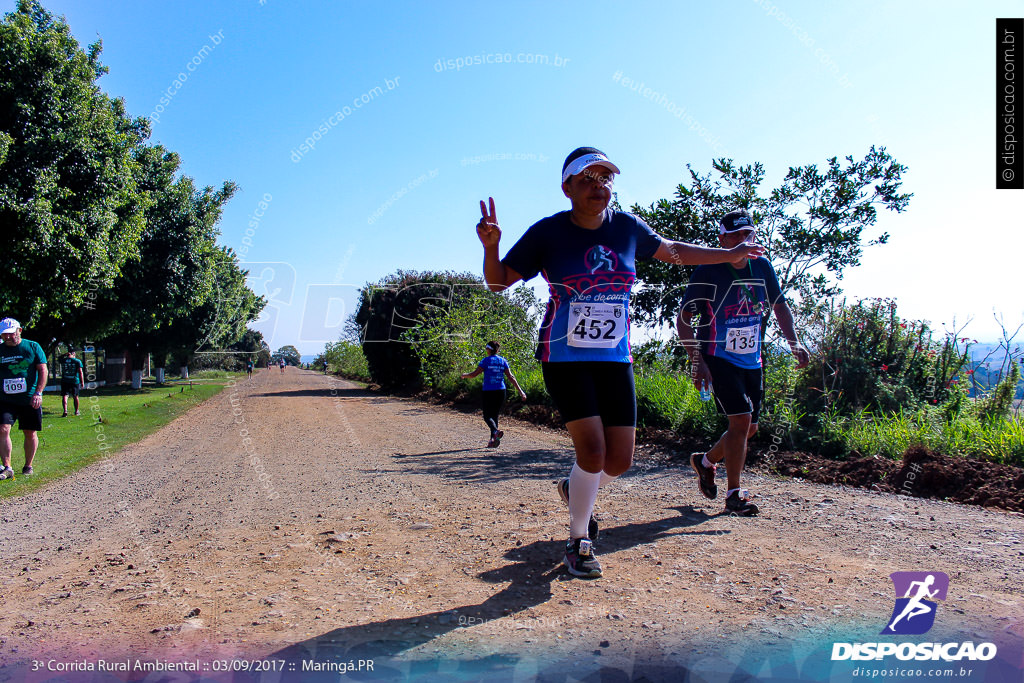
[631, 147, 912, 326]
[352, 270, 486, 389]
[160, 247, 265, 368]
[232, 329, 271, 367]
[85, 145, 238, 354]
[274, 345, 301, 366]
[0, 0, 149, 347]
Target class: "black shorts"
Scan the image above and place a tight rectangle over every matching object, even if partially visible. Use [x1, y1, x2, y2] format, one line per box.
[61, 382, 80, 397]
[541, 361, 636, 427]
[702, 353, 762, 423]
[0, 401, 44, 432]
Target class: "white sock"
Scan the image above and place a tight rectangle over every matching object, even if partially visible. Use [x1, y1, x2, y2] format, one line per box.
[568, 463, 601, 539]
[726, 488, 741, 498]
[702, 454, 714, 469]
[599, 472, 618, 487]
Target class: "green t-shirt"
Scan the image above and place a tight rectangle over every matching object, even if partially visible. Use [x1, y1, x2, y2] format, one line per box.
[0, 339, 47, 405]
[61, 356, 84, 385]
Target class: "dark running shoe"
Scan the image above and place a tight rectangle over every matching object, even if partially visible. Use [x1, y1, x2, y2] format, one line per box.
[690, 452, 718, 500]
[493, 430, 504, 446]
[563, 538, 602, 578]
[22, 466, 33, 476]
[725, 489, 759, 516]
[556, 478, 599, 541]
[486, 437, 498, 448]
[0, 466, 14, 481]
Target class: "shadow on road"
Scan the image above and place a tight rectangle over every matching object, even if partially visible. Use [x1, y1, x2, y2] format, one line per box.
[251, 387, 376, 399]
[385, 448, 572, 483]
[263, 508, 717, 679]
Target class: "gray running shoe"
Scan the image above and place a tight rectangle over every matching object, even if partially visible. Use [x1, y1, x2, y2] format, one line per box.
[725, 489, 759, 516]
[563, 538, 602, 578]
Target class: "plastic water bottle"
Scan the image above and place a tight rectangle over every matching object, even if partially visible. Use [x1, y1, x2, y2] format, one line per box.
[699, 380, 711, 402]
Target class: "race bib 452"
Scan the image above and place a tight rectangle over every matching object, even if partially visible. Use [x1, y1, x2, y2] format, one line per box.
[568, 303, 625, 348]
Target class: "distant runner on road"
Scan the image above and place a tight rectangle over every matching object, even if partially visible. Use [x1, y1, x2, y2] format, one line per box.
[476, 147, 764, 578]
[460, 341, 527, 448]
[246, 359, 254, 380]
[677, 209, 809, 516]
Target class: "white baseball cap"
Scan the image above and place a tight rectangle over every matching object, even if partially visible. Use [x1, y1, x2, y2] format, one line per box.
[561, 147, 621, 184]
[0, 317, 20, 334]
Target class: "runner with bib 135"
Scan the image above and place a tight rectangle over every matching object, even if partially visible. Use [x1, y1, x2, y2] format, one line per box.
[677, 209, 809, 516]
[476, 147, 765, 578]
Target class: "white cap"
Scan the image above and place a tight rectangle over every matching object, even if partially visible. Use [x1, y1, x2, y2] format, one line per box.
[561, 151, 621, 184]
[0, 317, 20, 334]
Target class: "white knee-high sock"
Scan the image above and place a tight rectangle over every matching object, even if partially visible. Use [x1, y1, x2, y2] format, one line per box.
[599, 472, 618, 487]
[568, 463, 601, 539]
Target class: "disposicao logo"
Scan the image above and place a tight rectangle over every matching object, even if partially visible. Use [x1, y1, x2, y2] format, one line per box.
[831, 571, 997, 662]
[882, 571, 948, 635]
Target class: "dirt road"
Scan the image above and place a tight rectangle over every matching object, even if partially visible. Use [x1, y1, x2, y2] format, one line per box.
[0, 368, 1021, 682]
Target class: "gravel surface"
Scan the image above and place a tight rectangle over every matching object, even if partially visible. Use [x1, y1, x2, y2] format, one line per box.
[0, 368, 1021, 681]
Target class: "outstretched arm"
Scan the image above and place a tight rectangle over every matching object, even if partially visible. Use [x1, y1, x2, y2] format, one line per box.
[653, 239, 765, 265]
[461, 368, 484, 379]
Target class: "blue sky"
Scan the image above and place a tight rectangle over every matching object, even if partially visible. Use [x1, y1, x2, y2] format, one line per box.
[25, 0, 1024, 353]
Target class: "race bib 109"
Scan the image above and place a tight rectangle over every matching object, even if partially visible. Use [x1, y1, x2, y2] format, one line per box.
[3, 377, 27, 394]
[567, 303, 625, 348]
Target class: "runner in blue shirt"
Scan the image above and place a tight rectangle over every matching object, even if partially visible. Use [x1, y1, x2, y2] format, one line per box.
[460, 341, 527, 448]
[476, 147, 764, 578]
[677, 209, 809, 516]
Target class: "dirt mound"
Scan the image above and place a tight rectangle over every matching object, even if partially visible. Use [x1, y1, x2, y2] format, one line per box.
[754, 446, 1024, 513]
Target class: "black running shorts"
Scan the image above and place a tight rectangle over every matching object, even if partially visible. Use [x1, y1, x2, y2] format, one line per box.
[702, 353, 762, 423]
[61, 381, 79, 397]
[541, 361, 636, 427]
[0, 401, 44, 432]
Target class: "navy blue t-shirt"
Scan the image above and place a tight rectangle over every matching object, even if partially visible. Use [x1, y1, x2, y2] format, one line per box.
[501, 209, 662, 363]
[477, 355, 509, 391]
[679, 257, 784, 369]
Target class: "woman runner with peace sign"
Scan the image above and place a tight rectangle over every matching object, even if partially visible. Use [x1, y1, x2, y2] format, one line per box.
[476, 147, 764, 578]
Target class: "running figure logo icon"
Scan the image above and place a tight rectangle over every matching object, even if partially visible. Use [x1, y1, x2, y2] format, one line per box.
[881, 571, 949, 635]
[584, 245, 617, 273]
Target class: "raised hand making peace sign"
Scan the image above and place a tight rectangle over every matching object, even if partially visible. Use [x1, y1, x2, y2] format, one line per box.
[476, 196, 501, 248]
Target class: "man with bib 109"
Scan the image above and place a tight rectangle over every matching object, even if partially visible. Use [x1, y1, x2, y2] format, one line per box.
[0, 318, 48, 480]
[677, 209, 809, 516]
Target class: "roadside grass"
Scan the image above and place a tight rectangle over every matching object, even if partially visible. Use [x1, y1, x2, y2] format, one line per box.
[0, 377, 239, 499]
[843, 409, 1024, 465]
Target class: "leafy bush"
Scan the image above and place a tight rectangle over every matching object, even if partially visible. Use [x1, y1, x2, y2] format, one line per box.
[797, 298, 969, 415]
[397, 282, 542, 405]
[352, 270, 484, 389]
[324, 341, 371, 381]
